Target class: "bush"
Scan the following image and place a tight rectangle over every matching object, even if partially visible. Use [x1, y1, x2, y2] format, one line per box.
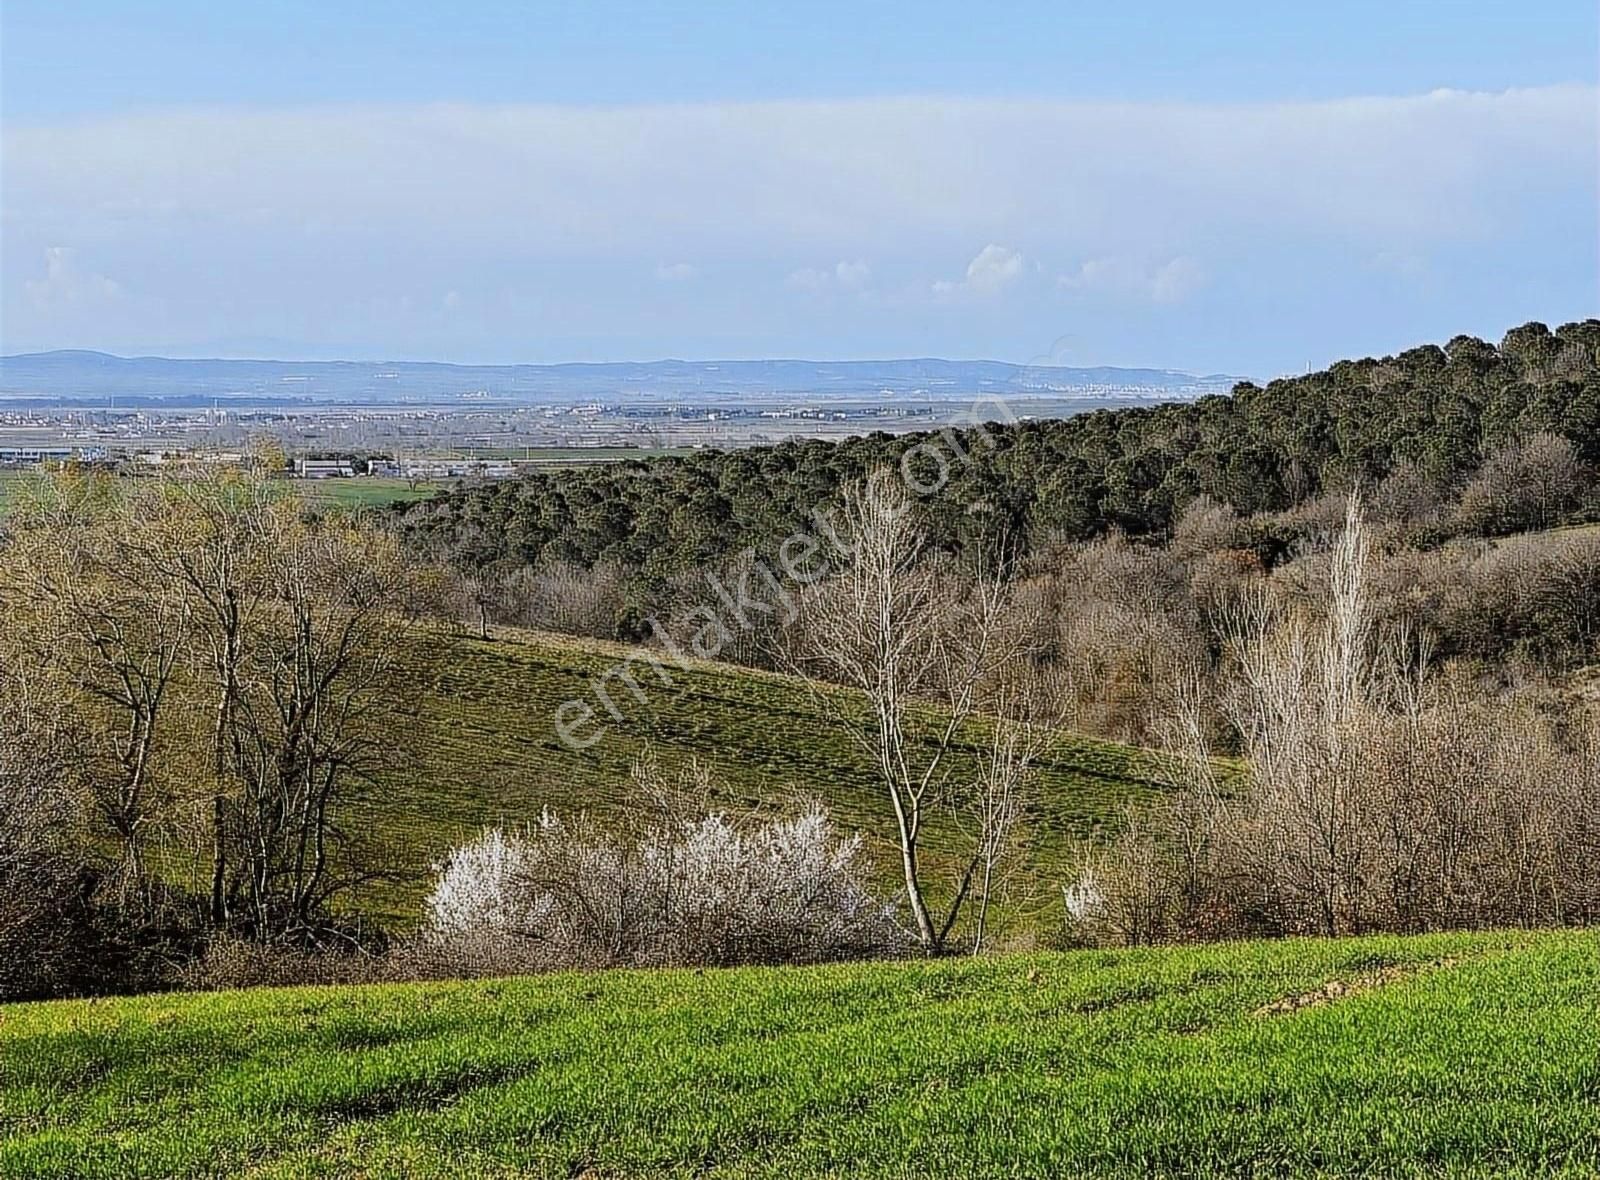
[0, 710, 109, 1000]
[424, 801, 906, 972]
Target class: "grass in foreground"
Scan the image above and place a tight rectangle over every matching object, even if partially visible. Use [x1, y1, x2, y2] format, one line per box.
[1, 930, 1595, 1178]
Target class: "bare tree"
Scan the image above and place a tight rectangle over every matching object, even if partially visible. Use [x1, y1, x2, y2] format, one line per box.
[139, 470, 280, 926]
[224, 509, 422, 942]
[964, 707, 1045, 954]
[1079, 491, 1600, 946]
[786, 469, 1037, 953]
[1455, 432, 1584, 535]
[2, 476, 190, 905]
[116, 469, 423, 944]
[1222, 494, 1373, 936]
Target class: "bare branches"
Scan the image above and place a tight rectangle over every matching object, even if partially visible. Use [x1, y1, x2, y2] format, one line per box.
[0, 465, 427, 948]
[1076, 493, 1600, 945]
[783, 469, 1043, 953]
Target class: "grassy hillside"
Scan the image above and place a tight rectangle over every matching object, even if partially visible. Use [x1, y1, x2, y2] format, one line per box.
[360, 626, 1168, 929]
[3, 930, 1595, 1178]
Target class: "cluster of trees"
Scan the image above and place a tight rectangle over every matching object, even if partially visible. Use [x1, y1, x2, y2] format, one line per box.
[998, 469, 1600, 752]
[418, 469, 1600, 963]
[399, 321, 1600, 639]
[393, 320, 1600, 955]
[0, 470, 429, 998]
[425, 474, 1056, 971]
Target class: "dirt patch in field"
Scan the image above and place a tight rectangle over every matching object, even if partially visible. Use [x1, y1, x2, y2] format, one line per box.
[1254, 957, 1460, 1017]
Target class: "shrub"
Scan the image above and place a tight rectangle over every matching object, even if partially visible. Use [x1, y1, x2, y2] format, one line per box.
[424, 800, 906, 972]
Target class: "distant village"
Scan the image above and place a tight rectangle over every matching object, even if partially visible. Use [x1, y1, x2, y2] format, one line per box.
[0, 392, 1128, 481]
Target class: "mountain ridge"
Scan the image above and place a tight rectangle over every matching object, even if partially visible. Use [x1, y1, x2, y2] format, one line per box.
[0, 349, 1246, 404]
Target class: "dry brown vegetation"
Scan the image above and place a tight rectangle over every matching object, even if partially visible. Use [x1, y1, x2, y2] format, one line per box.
[6, 434, 1600, 996]
[1068, 497, 1600, 945]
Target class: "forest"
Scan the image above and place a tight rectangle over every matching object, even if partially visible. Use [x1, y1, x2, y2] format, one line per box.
[397, 320, 1600, 639]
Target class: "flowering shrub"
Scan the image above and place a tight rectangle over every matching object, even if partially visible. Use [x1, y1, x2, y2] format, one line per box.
[424, 802, 905, 971]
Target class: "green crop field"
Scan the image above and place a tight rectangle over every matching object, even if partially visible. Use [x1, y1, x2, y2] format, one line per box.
[350, 626, 1172, 931]
[299, 477, 445, 509]
[2, 929, 1594, 1178]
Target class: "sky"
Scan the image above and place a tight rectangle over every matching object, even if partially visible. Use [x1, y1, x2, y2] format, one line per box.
[2, 1, 1596, 377]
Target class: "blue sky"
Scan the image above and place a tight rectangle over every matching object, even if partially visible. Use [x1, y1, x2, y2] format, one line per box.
[2, 1, 1596, 375]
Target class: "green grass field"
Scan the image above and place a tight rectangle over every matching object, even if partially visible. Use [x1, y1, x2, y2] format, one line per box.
[355, 626, 1169, 932]
[2, 929, 1594, 1178]
[299, 477, 445, 509]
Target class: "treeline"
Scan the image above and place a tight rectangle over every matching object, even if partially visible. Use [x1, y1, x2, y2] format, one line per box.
[398, 320, 1600, 637]
[0, 471, 914, 1000]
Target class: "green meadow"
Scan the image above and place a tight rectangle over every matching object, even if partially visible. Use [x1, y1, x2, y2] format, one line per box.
[3, 930, 1595, 1178]
[357, 626, 1171, 930]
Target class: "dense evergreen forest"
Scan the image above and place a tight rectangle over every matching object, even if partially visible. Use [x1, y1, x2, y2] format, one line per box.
[396, 321, 1600, 620]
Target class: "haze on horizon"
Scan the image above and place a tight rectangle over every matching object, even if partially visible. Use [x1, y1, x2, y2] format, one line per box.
[2, 1, 1596, 379]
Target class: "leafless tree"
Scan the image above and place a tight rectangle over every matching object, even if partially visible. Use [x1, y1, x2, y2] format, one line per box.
[1455, 431, 1585, 535]
[1077, 493, 1600, 945]
[222, 509, 422, 942]
[1, 476, 190, 905]
[785, 469, 1038, 953]
[6, 468, 428, 946]
[964, 707, 1045, 954]
[133, 471, 280, 925]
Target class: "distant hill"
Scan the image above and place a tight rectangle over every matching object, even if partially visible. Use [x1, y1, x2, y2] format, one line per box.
[0, 349, 1242, 405]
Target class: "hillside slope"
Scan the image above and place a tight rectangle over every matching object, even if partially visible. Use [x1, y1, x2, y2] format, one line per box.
[355, 625, 1167, 926]
[3, 930, 1594, 1178]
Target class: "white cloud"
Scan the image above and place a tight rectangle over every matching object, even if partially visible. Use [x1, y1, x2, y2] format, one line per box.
[24, 246, 122, 308]
[1150, 256, 1205, 304]
[787, 259, 871, 294]
[934, 244, 1024, 299]
[8, 88, 1588, 258]
[1, 86, 1591, 356]
[1058, 254, 1207, 304]
[965, 244, 1023, 295]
